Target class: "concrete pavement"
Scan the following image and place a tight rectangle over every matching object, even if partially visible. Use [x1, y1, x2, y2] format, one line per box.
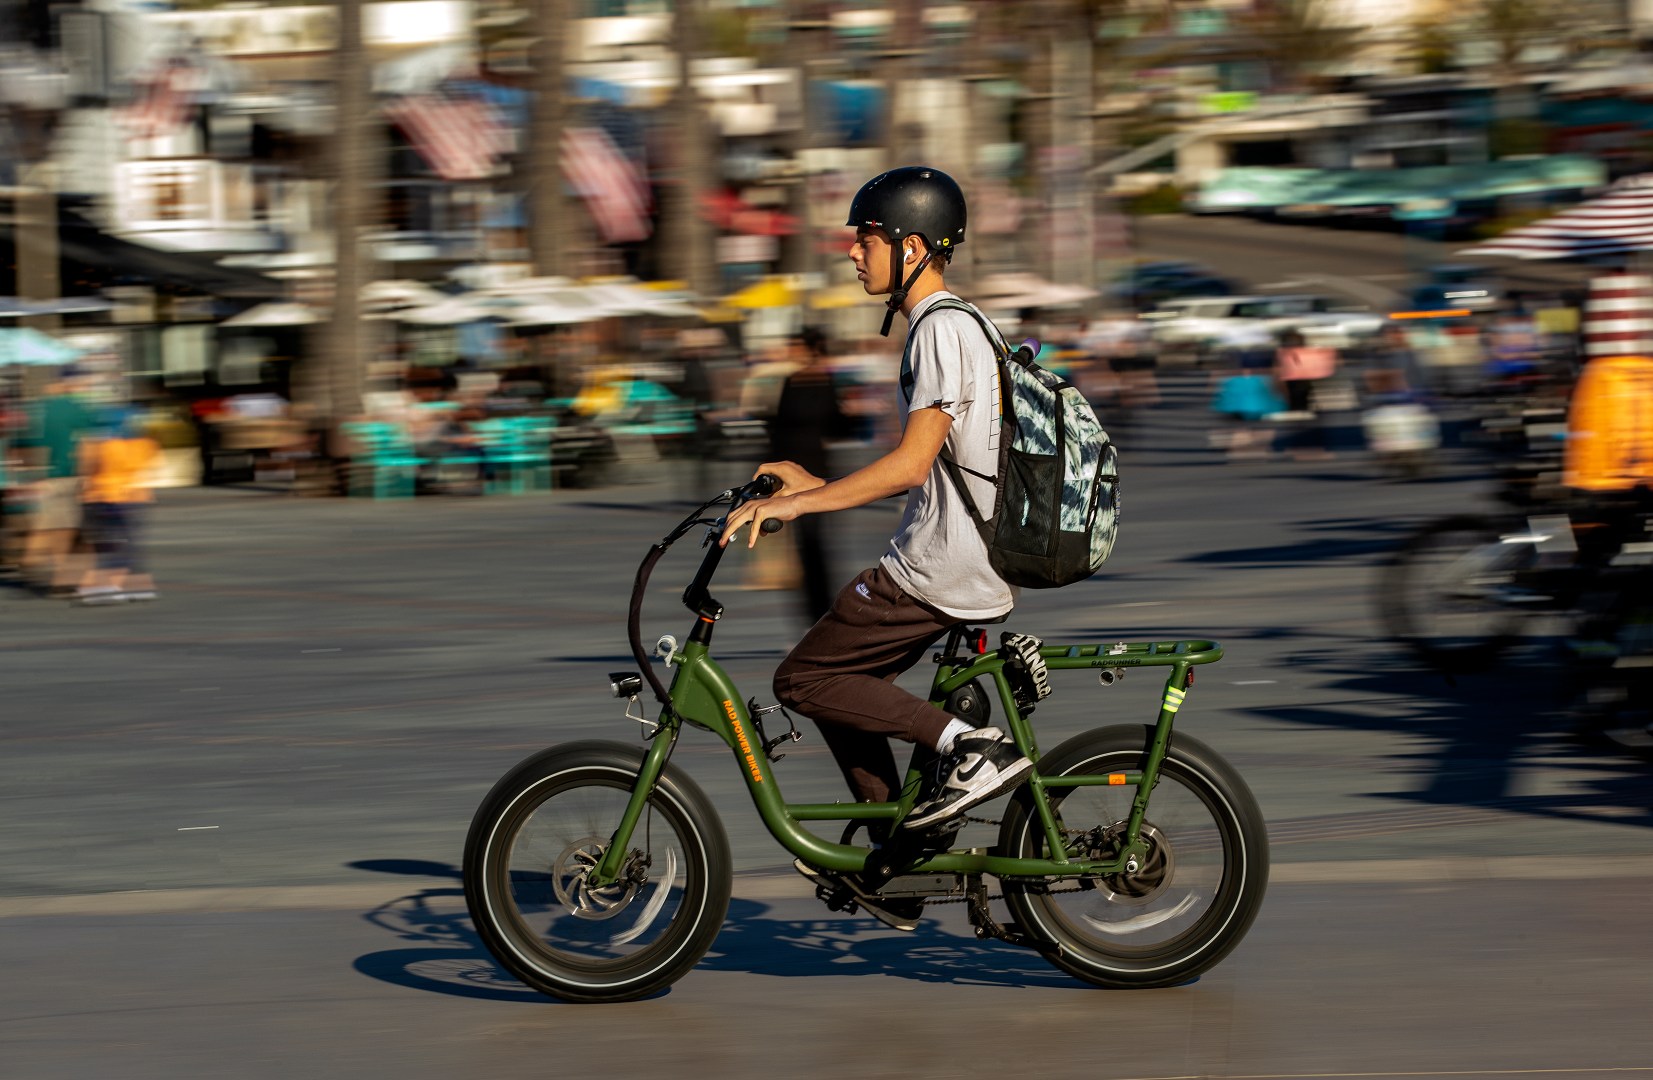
[3, 371, 1649, 1077]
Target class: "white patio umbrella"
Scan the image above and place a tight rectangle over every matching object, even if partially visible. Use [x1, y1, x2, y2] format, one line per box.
[361, 279, 447, 313]
[972, 271, 1100, 309]
[1459, 175, 1653, 261]
[502, 299, 608, 324]
[582, 279, 704, 319]
[396, 295, 520, 325]
[505, 296, 610, 327]
[221, 301, 321, 327]
[475, 276, 580, 297]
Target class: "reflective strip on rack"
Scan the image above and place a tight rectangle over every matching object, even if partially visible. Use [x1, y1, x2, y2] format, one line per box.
[1162, 686, 1187, 713]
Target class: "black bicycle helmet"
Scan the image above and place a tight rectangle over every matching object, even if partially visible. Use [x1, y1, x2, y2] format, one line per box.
[845, 166, 968, 254]
[845, 166, 967, 335]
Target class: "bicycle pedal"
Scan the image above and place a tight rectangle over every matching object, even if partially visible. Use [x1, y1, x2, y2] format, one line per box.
[814, 883, 858, 913]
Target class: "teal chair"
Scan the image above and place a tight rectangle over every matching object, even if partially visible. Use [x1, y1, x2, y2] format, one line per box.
[474, 418, 528, 495]
[341, 421, 424, 499]
[476, 415, 555, 494]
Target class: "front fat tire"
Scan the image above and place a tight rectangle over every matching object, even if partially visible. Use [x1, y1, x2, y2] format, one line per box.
[462, 740, 732, 1003]
[1378, 514, 1524, 672]
[999, 725, 1269, 989]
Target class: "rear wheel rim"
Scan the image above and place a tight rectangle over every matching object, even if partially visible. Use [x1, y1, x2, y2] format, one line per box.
[1015, 753, 1244, 968]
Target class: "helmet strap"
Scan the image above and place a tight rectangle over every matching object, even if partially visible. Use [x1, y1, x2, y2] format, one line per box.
[880, 245, 933, 337]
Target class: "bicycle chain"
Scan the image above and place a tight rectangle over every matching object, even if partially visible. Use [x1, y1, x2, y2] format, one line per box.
[920, 815, 1095, 905]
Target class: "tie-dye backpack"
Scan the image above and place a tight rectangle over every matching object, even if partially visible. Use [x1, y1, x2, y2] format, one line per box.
[902, 298, 1119, 589]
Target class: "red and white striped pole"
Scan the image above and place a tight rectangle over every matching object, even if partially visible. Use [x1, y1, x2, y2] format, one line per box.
[1582, 274, 1653, 359]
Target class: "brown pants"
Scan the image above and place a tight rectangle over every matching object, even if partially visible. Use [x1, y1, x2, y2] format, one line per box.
[773, 565, 958, 804]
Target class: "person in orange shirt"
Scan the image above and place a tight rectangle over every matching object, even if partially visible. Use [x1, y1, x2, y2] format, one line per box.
[75, 409, 161, 605]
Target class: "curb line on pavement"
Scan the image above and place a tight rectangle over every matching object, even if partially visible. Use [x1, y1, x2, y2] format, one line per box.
[1, 854, 1650, 918]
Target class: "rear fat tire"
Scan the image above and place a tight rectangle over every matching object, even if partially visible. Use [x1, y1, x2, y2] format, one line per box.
[998, 725, 1269, 989]
[463, 740, 732, 1003]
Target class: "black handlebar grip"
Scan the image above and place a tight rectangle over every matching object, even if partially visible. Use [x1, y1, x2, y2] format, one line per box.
[752, 473, 782, 497]
[761, 518, 784, 535]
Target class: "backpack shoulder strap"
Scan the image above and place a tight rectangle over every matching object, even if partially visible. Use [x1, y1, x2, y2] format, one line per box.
[900, 297, 1010, 402]
[899, 297, 1016, 536]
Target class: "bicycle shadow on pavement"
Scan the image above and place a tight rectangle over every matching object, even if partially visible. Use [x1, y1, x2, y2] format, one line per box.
[347, 860, 1079, 1004]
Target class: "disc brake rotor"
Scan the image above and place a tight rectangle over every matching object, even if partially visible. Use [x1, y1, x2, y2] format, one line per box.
[1082, 821, 1176, 906]
[551, 837, 640, 921]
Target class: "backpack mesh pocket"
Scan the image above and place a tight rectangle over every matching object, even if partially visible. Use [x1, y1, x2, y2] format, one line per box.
[996, 451, 1060, 557]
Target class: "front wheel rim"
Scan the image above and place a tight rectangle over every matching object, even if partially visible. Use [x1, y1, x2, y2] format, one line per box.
[482, 770, 707, 983]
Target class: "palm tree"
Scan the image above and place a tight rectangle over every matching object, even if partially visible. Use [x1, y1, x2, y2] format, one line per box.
[1476, 0, 1560, 143]
[1479, 0, 1551, 79]
[1235, 0, 1367, 93]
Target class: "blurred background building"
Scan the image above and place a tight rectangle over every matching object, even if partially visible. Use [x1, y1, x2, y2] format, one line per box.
[4, 0, 1653, 432]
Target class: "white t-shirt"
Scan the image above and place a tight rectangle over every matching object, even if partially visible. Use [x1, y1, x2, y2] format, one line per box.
[879, 291, 1015, 620]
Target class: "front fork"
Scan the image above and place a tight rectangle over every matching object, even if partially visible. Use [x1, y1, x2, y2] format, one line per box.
[586, 714, 679, 888]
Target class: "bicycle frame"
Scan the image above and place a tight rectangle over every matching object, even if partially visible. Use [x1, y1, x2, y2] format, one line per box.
[586, 479, 1224, 888]
[592, 632, 1223, 887]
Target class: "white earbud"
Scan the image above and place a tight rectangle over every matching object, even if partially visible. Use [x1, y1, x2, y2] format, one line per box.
[904, 249, 914, 263]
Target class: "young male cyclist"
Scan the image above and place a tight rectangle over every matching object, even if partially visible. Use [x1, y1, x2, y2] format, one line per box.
[721, 166, 1033, 929]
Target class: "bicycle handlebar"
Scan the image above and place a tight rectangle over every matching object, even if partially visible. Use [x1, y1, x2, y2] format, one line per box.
[626, 474, 783, 704]
[744, 473, 782, 500]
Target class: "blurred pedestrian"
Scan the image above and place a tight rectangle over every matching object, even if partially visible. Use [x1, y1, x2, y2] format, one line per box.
[770, 326, 851, 622]
[1210, 345, 1285, 461]
[16, 367, 98, 595]
[74, 408, 161, 605]
[1274, 328, 1338, 460]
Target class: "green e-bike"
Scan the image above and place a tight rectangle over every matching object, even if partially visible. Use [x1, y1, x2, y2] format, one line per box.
[463, 476, 1269, 1002]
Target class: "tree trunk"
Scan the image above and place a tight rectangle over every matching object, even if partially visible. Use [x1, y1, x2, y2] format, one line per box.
[782, 11, 823, 280]
[882, 4, 922, 171]
[15, 169, 61, 334]
[530, 0, 581, 278]
[304, 0, 375, 433]
[667, 0, 718, 297]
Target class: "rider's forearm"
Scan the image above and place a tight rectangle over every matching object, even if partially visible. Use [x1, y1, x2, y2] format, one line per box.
[786, 406, 950, 516]
[793, 449, 927, 515]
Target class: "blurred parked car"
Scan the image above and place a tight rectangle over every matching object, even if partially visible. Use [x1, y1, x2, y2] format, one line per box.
[1106, 261, 1239, 311]
[1144, 293, 1386, 359]
[1403, 282, 1504, 314]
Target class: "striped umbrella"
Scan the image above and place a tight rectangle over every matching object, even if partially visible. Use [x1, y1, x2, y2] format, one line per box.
[1460, 175, 1653, 261]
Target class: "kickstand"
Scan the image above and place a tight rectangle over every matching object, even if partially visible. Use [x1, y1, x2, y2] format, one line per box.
[963, 876, 1059, 955]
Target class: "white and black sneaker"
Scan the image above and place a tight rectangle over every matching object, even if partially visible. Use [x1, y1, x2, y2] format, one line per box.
[902, 726, 1033, 831]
